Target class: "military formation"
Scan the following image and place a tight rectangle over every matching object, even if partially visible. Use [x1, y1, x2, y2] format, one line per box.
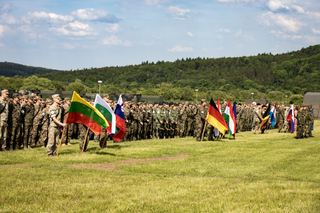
[0, 89, 315, 156]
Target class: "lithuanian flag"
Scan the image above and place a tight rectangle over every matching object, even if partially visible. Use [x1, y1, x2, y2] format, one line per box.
[207, 98, 228, 135]
[66, 92, 109, 136]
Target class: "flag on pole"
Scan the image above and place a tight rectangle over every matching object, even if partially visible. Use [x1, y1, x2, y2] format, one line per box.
[223, 100, 236, 137]
[233, 101, 237, 121]
[207, 98, 228, 135]
[66, 92, 109, 136]
[286, 104, 295, 133]
[214, 98, 220, 138]
[269, 102, 277, 128]
[311, 105, 314, 130]
[260, 103, 271, 130]
[94, 94, 116, 135]
[111, 95, 126, 142]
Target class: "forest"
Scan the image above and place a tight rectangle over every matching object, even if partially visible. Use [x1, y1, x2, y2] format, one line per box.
[1, 44, 320, 104]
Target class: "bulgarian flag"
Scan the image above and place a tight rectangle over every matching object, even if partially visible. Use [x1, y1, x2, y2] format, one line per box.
[94, 94, 116, 135]
[111, 95, 126, 142]
[207, 98, 228, 135]
[223, 100, 236, 137]
[66, 92, 109, 136]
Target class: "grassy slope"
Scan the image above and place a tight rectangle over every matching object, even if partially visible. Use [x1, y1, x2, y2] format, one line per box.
[0, 121, 320, 212]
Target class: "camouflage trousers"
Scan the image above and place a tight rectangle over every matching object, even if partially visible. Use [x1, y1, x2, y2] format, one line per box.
[196, 119, 205, 140]
[179, 120, 187, 137]
[31, 121, 41, 145]
[278, 120, 284, 133]
[40, 123, 48, 147]
[296, 124, 304, 139]
[46, 126, 60, 156]
[0, 122, 7, 150]
[61, 123, 73, 145]
[99, 129, 109, 148]
[23, 124, 33, 148]
[10, 122, 20, 150]
[79, 124, 89, 152]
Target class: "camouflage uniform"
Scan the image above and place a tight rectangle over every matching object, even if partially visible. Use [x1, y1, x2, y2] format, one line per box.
[47, 102, 62, 156]
[79, 124, 89, 152]
[253, 107, 263, 134]
[61, 102, 73, 145]
[196, 103, 207, 141]
[22, 101, 35, 149]
[179, 106, 187, 137]
[40, 105, 50, 147]
[124, 105, 131, 141]
[277, 106, 285, 133]
[296, 108, 304, 139]
[8, 99, 21, 150]
[31, 103, 43, 145]
[0, 96, 9, 150]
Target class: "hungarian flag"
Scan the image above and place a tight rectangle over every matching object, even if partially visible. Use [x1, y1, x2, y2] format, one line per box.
[94, 94, 116, 135]
[207, 98, 228, 135]
[66, 92, 109, 136]
[269, 102, 277, 128]
[223, 100, 236, 137]
[111, 95, 126, 142]
[214, 98, 220, 138]
[286, 104, 295, 133]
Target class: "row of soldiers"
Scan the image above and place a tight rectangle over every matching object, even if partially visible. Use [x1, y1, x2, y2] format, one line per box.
[0, 90, 315, 153]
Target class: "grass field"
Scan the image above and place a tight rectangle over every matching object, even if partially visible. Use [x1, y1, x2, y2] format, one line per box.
[1, 121, 320, 212]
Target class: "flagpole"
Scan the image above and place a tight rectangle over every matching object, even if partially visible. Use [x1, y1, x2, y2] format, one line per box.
[57, 126, 66, 157]
[201, 121, 208, 142]
[101, 132, 108, 149]
[81, 128, 90, 154]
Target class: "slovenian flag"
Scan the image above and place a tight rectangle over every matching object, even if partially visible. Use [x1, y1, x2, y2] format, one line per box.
[269, 102, 277, 128]
[111, 95, 126, 142]
[286, 104, 295, 133]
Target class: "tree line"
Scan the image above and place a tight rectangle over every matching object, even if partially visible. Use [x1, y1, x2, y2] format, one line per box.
[1, 44, 320, 105]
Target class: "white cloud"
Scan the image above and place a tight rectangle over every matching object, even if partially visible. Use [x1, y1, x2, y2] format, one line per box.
[218, 47, 224, 50]
[236, 28, 242, 36]
[0, 25, 4, 36]
[215, 0, 255, 2]
[267, 0, 290, 11]
[145, 0, 171, 6]
[0, 13, 18, 24]
[168, 45, 193, 52]
[270, 30, 302, 40]
[1, 4, 15, 13]
[187, 32, 194, 37]
[216, 28, 231, 33]
[26, 11, 73, 24]
[166, 6, 190, 20]
[63, 43, 78, 49]
[50, 21, 95, 36]
[292, 5, 305, 14]
[71, 8, 121, 23]
[102, 35, 131, 46]
[105, 23, 120, 33]
[243, 34, 255, 41]
[259, 12, 303, 32]
[0, 42, 4, 47]
[312, 28, 320, 34]
[217, 35, 223, 39]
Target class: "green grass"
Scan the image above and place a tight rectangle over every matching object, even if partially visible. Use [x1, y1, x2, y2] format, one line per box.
[1, 121, 320, 212]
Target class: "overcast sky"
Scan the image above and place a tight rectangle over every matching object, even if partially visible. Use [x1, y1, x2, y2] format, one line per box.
[0, 0, 319, 70]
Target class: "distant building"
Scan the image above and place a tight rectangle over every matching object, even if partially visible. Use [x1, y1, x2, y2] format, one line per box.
[303, 92, 320, 119]
[244, 99, 268, 106]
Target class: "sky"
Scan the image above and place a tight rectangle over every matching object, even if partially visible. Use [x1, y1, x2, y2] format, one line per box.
[0, 0, 320, 70]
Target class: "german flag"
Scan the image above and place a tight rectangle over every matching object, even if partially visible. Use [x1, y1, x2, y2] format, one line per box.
[207, 98, 228, 135]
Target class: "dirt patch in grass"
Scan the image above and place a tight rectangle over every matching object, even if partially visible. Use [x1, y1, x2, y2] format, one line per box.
[0, 164, 28, 168]
[70, 154, 188, 172]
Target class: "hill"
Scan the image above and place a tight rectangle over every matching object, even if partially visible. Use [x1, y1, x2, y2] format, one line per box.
[37, 44, 320, 94]
[0, 61, 61, 77]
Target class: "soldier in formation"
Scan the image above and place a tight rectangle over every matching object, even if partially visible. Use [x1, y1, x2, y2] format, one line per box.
[0, 89, 315, 154]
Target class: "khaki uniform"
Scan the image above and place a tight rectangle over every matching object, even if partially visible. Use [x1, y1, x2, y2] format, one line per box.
[46, 104, 62, 156]
[0, 97, 9, 150]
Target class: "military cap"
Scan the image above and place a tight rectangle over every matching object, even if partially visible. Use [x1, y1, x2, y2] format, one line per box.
[174, 103, 178, 106]
[257, 103, 261, 106]
[1, 89, 9, 94]
[185, 102, 189, 105]
[103, 94, 109, 98]
[52, 94, 61, 100]
[64, 97, 71, 101]
[201, 99, 207, 103]
[154, 101, 158, 104]
[159, 102, 163, 106]
[46, 100, 53, 105]
[12, 93, 20, 99]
